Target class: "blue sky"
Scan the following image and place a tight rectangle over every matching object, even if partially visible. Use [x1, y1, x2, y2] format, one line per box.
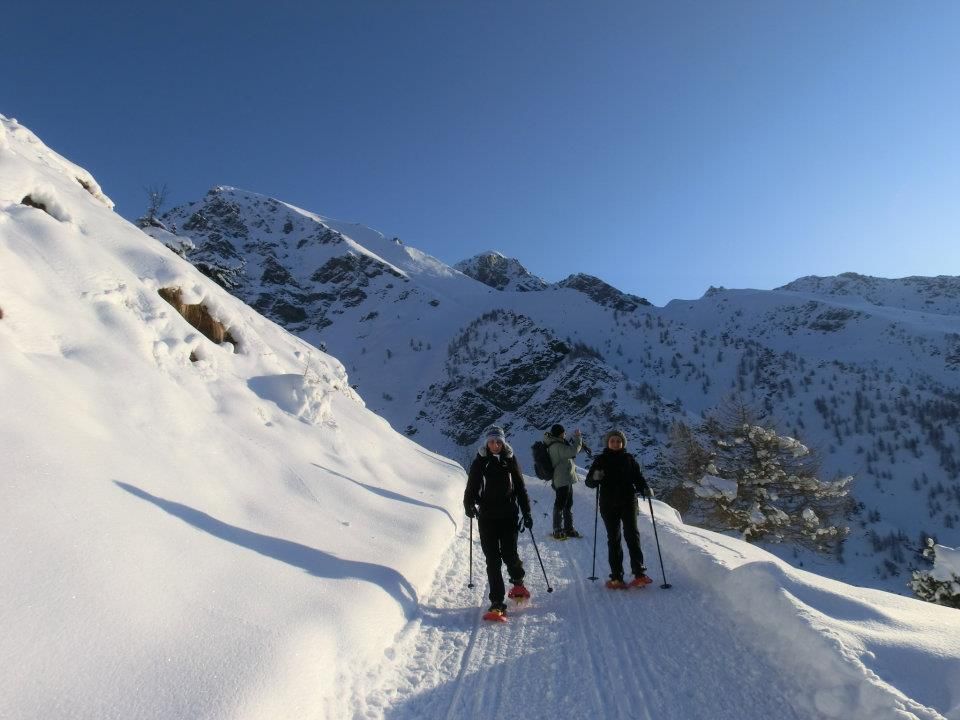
[4, 1, 960, 305]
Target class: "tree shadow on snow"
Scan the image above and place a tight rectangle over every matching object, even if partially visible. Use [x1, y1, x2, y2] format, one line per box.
[115, 481, 419, 618]
[310, 462, 456, 526]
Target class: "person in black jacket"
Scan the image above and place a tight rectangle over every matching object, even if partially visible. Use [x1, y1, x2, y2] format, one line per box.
[463, 426, 534, 616]
[585, 429, 653, 589]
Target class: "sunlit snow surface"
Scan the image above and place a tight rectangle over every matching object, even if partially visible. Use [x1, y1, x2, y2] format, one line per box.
[1, 114, 958, 719]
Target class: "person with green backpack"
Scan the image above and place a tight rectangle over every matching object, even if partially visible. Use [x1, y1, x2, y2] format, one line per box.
[543, 424, 584, 539]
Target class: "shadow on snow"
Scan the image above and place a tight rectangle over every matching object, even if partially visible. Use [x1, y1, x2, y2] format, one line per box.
[115, 481, 419, 619]
[310, 462, 456, 527]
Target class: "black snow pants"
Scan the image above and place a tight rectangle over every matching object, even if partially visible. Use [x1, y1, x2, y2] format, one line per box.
[478, 515, 525, 603]
[601, 501, 645, 580]
[552, 484, 574, 533]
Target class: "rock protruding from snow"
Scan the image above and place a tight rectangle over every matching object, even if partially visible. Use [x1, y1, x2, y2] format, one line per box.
[556, 273, 651, 312]
[454, 251, 548, 292]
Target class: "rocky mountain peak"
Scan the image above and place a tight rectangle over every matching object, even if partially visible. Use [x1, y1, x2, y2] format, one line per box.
[454, 251, 548, 292]
[556, 273, 652, 312]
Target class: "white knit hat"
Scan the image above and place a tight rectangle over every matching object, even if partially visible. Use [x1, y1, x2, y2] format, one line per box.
[485, 426, 506, 442]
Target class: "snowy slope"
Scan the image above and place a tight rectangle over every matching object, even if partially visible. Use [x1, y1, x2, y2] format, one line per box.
[0, 115, 464, 719]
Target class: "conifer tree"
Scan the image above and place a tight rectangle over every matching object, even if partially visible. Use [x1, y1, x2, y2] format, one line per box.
[658, 397, 851, 553]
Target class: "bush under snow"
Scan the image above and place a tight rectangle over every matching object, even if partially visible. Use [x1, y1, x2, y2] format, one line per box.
[910, 540, 960, 609]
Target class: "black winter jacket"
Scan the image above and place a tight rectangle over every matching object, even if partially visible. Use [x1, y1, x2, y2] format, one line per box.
[464, 443, 532, 521]
[585, 449, 650, 511]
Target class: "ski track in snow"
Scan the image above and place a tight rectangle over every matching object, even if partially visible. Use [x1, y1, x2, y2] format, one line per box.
[356, 485, 814, 720]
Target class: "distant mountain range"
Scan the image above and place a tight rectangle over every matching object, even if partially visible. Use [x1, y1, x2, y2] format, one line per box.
[149, 185, 960, 593]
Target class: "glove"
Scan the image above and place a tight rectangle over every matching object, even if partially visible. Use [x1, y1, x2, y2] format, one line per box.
[523, 513, 534, 529]
[464, 504, 477, 519]
[586, 469, 603, 489]
[636, 484, 651, 500]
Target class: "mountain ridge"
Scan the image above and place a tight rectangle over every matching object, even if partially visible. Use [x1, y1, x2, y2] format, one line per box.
[155, 185, 960, 594]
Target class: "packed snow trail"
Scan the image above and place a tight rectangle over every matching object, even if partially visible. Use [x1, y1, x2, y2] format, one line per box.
[355, 483, 811, 720]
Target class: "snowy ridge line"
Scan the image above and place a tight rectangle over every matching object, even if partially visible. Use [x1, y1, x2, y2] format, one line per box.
[275, 196, 417, 280]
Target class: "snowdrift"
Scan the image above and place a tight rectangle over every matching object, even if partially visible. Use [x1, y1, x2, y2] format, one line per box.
[649, 500, 960, 719]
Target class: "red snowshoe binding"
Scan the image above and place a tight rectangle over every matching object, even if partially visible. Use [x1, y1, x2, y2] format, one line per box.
[507, 584, 531, 602]
[629, 574, 653, 587]
[482, 603, 508, 622]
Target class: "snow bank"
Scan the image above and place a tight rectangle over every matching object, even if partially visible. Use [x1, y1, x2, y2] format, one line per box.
[933, 544, 960, 583]
[0, 117, 462, 719]
[691, 472, 738, 500]
[647, 502, 960, 720]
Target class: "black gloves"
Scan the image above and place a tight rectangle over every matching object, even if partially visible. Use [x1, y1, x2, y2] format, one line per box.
[585, 468, 603, 489]
[464, 503, 477, 519]
[523, 513, 534, 529]
[635, 483, 652, 500]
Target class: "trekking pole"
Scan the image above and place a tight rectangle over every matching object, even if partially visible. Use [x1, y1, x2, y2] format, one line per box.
[467, 516, 475, 589]
[588, 487, 600, 581]
[527, 526, 554, 593]
[646, 495, 672, 589]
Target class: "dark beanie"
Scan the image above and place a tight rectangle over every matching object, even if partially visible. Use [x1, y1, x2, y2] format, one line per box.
[550, 424, 565, 437]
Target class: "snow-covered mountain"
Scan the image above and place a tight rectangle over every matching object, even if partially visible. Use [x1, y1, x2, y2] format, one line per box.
[152, 187, 960, 594]
[4, 115, 960, 720]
